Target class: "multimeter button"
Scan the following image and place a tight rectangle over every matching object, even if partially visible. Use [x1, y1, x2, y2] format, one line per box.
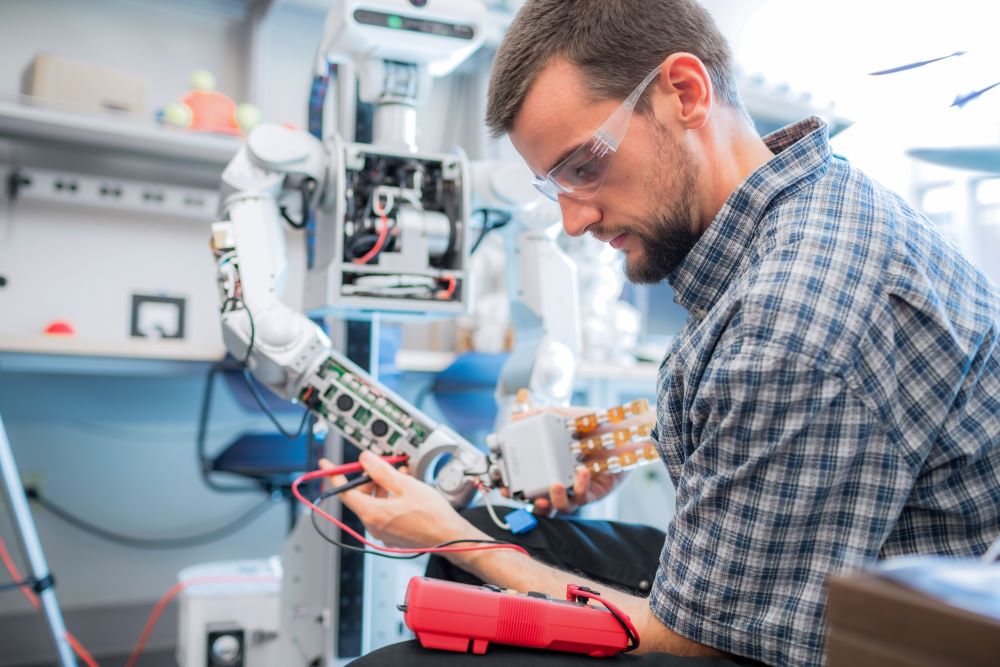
[527, 591, 549, 599]
[482, 584, 503, 593]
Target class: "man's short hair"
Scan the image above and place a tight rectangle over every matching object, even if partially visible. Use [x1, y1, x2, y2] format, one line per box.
[485, 0, 744, 140]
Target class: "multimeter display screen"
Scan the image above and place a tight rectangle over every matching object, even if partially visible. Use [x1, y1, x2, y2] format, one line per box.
[353, 9, 476, 40]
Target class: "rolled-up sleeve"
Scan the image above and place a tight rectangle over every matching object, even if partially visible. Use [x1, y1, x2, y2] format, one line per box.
[649, 346, 913, 666]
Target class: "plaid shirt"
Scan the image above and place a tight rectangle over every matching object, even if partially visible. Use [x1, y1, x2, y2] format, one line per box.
[649, 117, 1000, 666]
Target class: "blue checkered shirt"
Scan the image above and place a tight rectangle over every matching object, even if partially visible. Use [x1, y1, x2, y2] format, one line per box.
[649, 117, 1000, 666]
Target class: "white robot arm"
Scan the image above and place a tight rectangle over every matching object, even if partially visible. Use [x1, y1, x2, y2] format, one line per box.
[211, 124, 488, 507]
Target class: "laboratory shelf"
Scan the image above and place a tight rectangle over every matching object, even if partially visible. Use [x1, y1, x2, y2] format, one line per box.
[0, 97, 241, 166]
[0, 337, 224, 376]
[394, 349, 659, 383]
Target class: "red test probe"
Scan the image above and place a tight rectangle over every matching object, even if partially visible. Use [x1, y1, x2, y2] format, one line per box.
[291, 456, 529, 557]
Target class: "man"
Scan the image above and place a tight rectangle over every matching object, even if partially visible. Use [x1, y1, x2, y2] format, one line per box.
[340, 1, 1000, 664]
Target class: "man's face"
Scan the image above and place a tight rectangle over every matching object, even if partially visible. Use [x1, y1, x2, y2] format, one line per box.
[510, 60, 702, 284]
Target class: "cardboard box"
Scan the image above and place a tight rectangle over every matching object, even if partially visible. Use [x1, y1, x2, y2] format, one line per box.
[827, 572, 1000, 667]
[21, 53, 148, 116]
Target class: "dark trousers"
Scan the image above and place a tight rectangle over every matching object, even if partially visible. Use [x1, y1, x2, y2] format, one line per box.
[351, 507, 763, 666]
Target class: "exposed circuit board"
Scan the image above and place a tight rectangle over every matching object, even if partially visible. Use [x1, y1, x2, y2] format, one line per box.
[298, 356, 434, 455]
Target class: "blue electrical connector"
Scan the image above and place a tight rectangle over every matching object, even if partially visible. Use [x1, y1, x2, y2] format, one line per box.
[506, 508, 538, 535]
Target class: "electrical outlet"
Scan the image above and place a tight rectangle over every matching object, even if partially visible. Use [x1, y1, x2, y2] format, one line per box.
[11, 166, 218, 220]
[130, 294, 186, 339]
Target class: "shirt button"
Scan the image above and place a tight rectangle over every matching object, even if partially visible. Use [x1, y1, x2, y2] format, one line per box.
[638, 579, 650, 592]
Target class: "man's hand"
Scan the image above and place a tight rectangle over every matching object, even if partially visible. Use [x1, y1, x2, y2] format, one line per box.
[530, 465, 621, 515]
[320, 451, 488, 549]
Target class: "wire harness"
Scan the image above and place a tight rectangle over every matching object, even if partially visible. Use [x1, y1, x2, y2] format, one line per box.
[293, 456, 529, 559]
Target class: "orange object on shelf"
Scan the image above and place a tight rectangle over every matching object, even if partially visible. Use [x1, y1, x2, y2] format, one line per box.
[161, 70, 259, 137]
[179, 89, 241, 136]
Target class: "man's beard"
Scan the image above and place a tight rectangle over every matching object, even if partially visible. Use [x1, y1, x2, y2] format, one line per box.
[621, 127, 700, 284]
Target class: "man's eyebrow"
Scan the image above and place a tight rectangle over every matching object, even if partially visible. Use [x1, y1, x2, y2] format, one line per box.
[543, 142, 586, 175]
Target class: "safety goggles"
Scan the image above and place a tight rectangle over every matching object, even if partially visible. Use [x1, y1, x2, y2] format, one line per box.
[532, 65, 662, 202]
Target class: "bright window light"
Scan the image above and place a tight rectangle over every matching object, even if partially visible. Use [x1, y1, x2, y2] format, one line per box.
[977, 179, 1000, 207]
[921, 185, 958, 216]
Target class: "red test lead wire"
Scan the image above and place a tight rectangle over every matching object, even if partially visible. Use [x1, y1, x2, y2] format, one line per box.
[128, 458, 526, 667]
[567, 584, 641, 651]
[124, 575, 280, 667]
[438, 275, 457, 300]
[353, 200, 390, 265]
[0, 534, 100, 667]
[291, 456, 530, 558]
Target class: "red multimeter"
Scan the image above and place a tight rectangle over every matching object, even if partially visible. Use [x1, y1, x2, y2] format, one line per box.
[399, 576, 639, 657]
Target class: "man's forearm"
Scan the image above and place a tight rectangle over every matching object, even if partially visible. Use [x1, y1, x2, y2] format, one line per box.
[444, 531, 727, 657]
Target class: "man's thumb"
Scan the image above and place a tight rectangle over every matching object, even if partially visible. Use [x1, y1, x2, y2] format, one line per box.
[358, 450, 406, 493]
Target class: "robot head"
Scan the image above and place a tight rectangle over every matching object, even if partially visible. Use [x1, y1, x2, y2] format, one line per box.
[321, 0, 487, 80]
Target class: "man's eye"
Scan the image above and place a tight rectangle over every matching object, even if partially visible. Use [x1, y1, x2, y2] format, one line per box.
[566, 157, 601, 185]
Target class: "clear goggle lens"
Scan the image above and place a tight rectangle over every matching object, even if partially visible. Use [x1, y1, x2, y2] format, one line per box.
[529, 65, 661, 203]
[532, 135, 616, 202]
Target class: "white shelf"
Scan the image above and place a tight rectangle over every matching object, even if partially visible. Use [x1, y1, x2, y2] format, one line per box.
[0, 336, 225, 363]
[577, 359, 658, 383]
[394, 349, 659, 382]
[0, 98, 241, 166]
[394, 349, 460, 373]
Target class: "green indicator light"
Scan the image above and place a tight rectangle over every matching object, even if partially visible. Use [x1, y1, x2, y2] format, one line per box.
[387, 15, 403, 29]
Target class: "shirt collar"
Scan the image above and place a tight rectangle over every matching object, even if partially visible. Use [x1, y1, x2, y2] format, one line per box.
[668, 116, 833, 318]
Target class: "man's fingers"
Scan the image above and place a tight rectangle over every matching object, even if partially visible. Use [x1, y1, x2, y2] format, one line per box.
[572, 467, 590, 501]
[318, 468, 380, 517]
[532, 497, 551, 515]
[320, 466, 377, 496]
[549, 483, 574, 512]
[334, 482, 378, 517]
[358, 450, 407, 494]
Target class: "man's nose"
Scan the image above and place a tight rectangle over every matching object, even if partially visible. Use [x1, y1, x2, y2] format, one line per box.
[558, 195, 601, 237]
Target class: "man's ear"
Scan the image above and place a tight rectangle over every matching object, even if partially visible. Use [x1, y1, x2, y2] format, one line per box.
[655, 52, 712, 130]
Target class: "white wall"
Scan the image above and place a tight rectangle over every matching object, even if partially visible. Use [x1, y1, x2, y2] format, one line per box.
[0, 0, 251, 113]
[250, 0, 327, 129]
